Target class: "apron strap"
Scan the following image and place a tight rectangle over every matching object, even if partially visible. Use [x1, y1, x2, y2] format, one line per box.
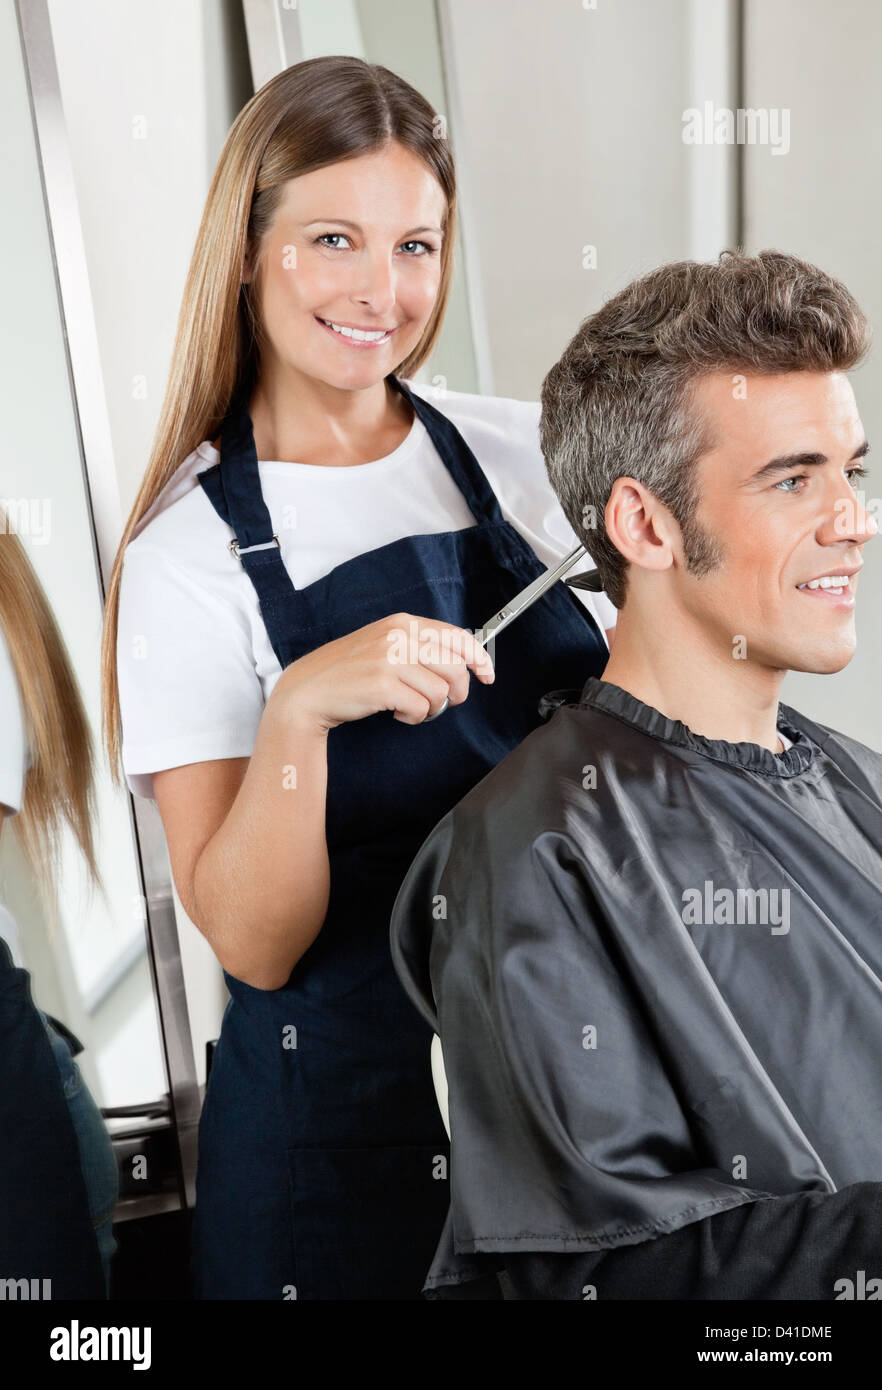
[196, 386, 303, 667]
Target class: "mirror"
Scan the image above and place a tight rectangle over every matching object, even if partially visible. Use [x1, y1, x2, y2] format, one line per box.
[4, 0, 202, 1230]
[3, 5, 168, 1116]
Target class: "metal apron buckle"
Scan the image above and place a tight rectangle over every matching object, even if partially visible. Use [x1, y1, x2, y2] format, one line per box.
[229, 534, 280, 558]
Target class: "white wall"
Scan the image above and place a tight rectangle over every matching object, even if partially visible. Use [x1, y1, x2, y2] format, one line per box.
[443, 0, 695, 400]
[744, 0, 882, 741]
[443, 0, 882, 750]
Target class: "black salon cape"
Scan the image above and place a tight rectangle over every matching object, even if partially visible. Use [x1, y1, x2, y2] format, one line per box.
[389, 676, 882, 1299]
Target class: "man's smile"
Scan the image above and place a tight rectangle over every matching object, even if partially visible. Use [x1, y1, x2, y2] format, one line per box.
[794, 563, 861, 607]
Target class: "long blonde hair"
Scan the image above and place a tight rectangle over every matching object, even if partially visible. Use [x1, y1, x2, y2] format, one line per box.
[0, 513, 102, 916]
[101, 55, 458, 784]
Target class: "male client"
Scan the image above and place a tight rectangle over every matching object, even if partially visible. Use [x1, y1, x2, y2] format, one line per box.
[390, 249, 882, 1300]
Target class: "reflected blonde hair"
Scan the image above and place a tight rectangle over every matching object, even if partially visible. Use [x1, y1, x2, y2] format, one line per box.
[0, 515, 102, 920]
[101, 55, 458, 783]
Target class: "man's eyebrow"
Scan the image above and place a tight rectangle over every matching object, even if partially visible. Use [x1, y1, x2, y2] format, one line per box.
[299, 219, 444, 236]
[747, 438, 870, 483]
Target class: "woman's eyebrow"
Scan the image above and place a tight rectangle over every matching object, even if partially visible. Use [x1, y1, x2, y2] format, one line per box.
[299, 218, 443, 236]
[748, 438, 870, 483]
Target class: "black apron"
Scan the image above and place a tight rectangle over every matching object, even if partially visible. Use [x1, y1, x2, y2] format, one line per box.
[191, 373, 608, 1298]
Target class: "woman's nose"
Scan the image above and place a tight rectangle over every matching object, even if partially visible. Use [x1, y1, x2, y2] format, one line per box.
[350, 252, 397, 314]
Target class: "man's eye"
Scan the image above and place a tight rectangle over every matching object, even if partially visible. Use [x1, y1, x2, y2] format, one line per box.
[775, 466, 869, 494]
[315, 234, 350, 249]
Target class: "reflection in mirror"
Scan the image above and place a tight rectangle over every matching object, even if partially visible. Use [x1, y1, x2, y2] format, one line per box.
[0, 516, 119, 1294]
[3, 0, 179, 1265]
[0, 518, 164, 1110]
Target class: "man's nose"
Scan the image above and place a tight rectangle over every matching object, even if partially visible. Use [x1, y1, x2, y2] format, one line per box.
[823, 483, 879, 547]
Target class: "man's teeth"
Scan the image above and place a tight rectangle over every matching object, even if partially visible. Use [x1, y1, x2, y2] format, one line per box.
[320, 319, 389, 341]
[796, 575, 849, 590]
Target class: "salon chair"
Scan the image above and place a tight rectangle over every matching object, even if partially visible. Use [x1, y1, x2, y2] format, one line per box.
[431, 1033, 450, 1138]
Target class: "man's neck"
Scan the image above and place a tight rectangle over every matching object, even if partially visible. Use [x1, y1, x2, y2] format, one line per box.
[600, 605, 787, 753]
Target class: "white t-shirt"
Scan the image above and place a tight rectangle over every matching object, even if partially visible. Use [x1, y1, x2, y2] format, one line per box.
[118, 382, 618, 800]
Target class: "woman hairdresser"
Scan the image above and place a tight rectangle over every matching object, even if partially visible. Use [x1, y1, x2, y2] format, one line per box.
[103, 56, 614, 1300]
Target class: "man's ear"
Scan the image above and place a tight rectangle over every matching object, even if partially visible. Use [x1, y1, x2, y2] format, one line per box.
[604, 477, 678, 576]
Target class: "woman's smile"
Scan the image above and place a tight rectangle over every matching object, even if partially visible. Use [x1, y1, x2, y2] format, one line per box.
[315, 314, 396, 346]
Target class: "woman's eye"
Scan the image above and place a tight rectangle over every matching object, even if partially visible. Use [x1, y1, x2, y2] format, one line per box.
[775, 475, 805, 493]
[398, 240, 436, 255]
[313, 234, 437, 255]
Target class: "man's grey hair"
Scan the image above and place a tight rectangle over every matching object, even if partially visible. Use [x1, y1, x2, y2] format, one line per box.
[540, 249, 871, 609]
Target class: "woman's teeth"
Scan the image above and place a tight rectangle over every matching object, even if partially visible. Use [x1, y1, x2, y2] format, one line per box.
[318, 318, 391, 343]
[796, 575, 849, 592]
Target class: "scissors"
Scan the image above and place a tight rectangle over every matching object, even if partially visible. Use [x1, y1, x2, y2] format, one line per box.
[422, 545, 603, 721]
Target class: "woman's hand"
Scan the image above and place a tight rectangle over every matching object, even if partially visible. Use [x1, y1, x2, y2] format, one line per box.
[276, 612, 495, 730]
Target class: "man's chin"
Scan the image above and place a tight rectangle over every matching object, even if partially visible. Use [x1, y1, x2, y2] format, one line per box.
[777, 637, 857, 676]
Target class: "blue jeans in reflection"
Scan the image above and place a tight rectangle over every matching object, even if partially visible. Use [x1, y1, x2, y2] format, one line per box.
[40, 1013, 118, 1294]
